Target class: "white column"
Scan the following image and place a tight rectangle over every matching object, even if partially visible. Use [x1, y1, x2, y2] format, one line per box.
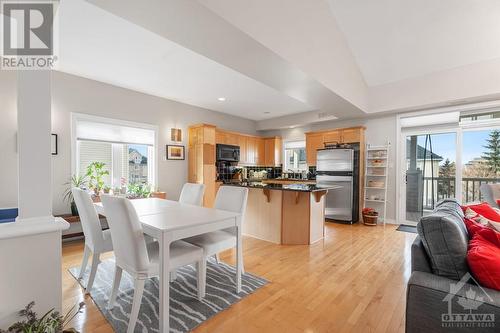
[17, 70, 53, 220]
[0, 70, 69, 329]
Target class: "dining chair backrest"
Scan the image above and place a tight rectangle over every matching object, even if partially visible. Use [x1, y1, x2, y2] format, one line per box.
[179, 183, 205, 206]
[214, 186, 248, 223]
[72, 188, 105, 250]
[100, 195, 151, 274]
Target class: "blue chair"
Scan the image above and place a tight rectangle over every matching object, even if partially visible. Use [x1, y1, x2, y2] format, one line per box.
[0, 208, 18, 223]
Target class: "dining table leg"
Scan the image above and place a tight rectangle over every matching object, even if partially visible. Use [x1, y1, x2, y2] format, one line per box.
[236, 217, 242, 293]
[159, 232, 172, 333]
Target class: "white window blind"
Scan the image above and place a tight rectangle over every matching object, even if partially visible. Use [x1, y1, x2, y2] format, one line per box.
[400, 112, 460, 128]
[76, 120, 155, 146]
[78, 141, 112, 185]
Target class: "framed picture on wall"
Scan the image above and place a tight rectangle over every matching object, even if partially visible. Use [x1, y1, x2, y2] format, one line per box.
[166, 145, 185, 160]
[51, 134, 58, 155]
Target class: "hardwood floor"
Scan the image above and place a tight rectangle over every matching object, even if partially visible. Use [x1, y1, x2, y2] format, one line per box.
[62, 223, 416, 332]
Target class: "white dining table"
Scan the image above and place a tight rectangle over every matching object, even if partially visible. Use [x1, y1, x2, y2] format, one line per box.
[94, 198, 242, 333]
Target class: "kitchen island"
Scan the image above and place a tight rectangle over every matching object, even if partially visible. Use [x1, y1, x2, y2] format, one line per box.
[225, 182, 341, 245]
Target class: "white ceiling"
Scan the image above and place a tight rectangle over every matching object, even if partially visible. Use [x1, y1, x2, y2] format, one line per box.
[54, 0, 314, 121]
[327, 0, 500, 86]
[52, 0, 500, 126]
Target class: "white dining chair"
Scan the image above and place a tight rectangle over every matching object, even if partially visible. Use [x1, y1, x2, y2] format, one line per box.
[179, 183, 205, 206]
[101, 195, 206, 333]
[72, 188, 114, 293]
[184, 186, 248, 272]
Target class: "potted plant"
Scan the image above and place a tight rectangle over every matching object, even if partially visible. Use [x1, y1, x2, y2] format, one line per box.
[362, 207, 379, 226]
[103, 186, 111, 194]
[0, 301, 84, 333]
[151, 186, 167, 199]
[86, 162, 109, 197]
[62, 174, 88, 216]
[127, 183, 152, 199]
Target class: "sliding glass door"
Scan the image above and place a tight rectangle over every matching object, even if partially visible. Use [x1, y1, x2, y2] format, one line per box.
[402, 131, 457, 224]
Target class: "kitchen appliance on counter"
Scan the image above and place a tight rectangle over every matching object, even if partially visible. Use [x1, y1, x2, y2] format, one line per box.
[216, 144, 240, 162]
[316, 145, 360, 223]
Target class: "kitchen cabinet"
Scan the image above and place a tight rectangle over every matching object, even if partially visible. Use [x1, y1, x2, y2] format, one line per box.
[305, 127, 365, 166]
[323, 131, 341, 145]
[341, 128, 361, 143]
[215, 130, 226, 145]
[237, 135, 247, 164]
[246, 136, 257, 165]
[188, 124, 217, 207]
[305, 133, 324, 166]
[257, 138, 265, 166]
[264, 137, 282, 166]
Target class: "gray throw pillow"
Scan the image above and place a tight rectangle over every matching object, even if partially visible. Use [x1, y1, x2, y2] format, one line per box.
[416, 199, 469, 280]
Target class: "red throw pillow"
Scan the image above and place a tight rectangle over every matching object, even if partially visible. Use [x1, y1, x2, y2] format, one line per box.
[475, 226, 500, 248]
[467, 234, 500, 291]
[466, 202, 500, 222]
[496, 199, 500, 207]
[464, 218, 488, 238]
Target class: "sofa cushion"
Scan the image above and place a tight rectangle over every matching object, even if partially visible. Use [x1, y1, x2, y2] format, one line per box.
[467, 234, 500, 291]
[466, 202, 500, 222]
[417, 199, 469, 280]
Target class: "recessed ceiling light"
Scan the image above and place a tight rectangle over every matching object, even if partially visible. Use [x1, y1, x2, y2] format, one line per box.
[263, 111, 271, 114]
[218, 97, 226, 102]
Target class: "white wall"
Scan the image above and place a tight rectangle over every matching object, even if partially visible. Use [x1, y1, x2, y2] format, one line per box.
[0, 71, 257, 214]
[0, 71, 18, 209]
[259, 114, 398, 222]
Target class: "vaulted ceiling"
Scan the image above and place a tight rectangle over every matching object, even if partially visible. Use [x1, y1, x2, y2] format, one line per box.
[54, 0, 500, 127]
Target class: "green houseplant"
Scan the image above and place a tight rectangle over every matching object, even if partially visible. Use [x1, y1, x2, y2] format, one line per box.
[62, 175, 88, 216]
[86, 162, 109, 196]
[127, 183, 152, 199]
[0, 301, 84, 333]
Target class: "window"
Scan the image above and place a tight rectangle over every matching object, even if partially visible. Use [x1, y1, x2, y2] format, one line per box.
[283, 141, 307, 171]
[73, 114, 157, 190]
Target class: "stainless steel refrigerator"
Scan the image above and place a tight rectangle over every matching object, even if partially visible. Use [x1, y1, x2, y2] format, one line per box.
[316, 147, 360, 223]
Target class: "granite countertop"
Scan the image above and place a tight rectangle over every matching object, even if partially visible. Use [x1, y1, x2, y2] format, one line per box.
[224, 181, 342, 192]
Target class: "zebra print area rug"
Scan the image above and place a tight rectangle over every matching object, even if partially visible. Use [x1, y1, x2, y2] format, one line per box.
[69, 258, 268, 333]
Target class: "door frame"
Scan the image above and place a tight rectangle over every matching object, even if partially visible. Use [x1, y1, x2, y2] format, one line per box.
[397, 127, 460, 225]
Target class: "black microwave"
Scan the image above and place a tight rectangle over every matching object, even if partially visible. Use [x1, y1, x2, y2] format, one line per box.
[216, 144, 240, 162]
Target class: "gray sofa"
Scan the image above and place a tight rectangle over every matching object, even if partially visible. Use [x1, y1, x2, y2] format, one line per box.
[406, 199, 500, 333]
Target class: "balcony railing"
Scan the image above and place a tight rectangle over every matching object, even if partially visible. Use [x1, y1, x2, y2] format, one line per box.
[422, 177, 500, 210]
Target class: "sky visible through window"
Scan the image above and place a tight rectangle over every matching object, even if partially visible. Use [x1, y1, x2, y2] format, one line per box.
[129, 144, 148, 156]
[414, 130, 493, 165]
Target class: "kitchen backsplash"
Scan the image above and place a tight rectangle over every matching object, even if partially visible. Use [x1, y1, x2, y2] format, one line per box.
[217, 163, 317, 182]
[216, 162, 283, 181]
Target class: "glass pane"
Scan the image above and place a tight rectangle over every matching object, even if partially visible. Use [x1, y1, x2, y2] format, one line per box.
[462, 129, 500, 204]
[128, 144, 149, 185]
[284, 147, 307, 171]
[405, 132, 456, 222]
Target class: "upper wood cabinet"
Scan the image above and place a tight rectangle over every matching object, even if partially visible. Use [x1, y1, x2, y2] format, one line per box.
[188, 124, 216, 207]
[305, 133, 324, 167]
[237, 135, 247, 164]
[306, 127, 365, 166]
[341, 128, 361, 143]
[264, 137, 282, 166]
[323, 131, 341, 145]
[214, 129, 282, 166]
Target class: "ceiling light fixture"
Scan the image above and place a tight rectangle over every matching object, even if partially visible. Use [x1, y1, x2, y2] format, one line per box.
[218, 97, 226, 102]
[263, 111, 271, 114]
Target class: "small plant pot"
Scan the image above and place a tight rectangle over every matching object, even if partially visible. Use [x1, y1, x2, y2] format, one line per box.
[363, 214, 378, 226]
[151, 191, 167, 199]
[70, 201, 79, 216]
